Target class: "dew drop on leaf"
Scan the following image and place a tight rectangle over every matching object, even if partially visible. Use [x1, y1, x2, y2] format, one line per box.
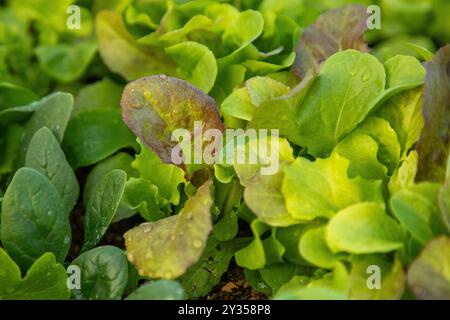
[64, 236, 70, 245]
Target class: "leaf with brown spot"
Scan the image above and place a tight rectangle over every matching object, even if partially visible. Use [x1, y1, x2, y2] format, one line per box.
[120, 75, 224, 165]
[124, 180, 213, 280]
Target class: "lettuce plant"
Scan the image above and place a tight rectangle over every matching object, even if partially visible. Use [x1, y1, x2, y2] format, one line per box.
[0, 0, 449, 301]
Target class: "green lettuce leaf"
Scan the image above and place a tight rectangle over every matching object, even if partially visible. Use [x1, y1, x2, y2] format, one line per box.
[371, 55, 426, 110]
[234, 137, 299, 227]
[218, 9, 264, 67]
[326, 202, 405, 254]
[165, 41, 217, 93]
[335, 133, 388, 180]
[390, 182, 447, 245]
[96, 10, 176, 80]
[354, 116, 401, 175]
[349, 254, 405, 300]
[221, 76, 290, 122]
[282, 152, 383, 221]
[249, 69, 317, 145]
[299, 226, 339, 269]
[235, 220, 285, 270]
[132, 140, 185, 205]
[296, 50, 386, 157]
[375, 87, 424, 158]
[212, 178, 242, 241]
[388, 150, 418, 195]
[274, 263, 349, 300]
[120, 177, 168, 222]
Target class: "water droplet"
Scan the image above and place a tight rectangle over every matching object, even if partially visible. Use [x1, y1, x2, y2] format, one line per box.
[193, 239, 202, 249]
[47, 210, 53, 216]
[143, 227, 152, 233]
[64, 236, 70, 245]
[129, 97, 144, 109]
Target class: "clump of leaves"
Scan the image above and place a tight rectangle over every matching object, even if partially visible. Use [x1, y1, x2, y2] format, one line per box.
[0, 0, 449, 301]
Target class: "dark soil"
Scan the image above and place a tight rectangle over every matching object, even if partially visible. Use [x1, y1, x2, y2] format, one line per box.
[68, 200, 144, 260]
[206, 262, 268, 300]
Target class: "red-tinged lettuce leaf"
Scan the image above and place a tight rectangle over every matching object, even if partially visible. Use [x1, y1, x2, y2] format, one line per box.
[293, 5, 369, 78]
[124, 180, 213, 280]
[416, 45, 450, 183]
[96, 11, 176, 81]
[407, 236, 450, 300]
[121, 75, 224, 165]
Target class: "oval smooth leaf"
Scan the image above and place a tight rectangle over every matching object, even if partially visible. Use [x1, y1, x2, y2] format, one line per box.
[0, 168, 71, 270]
[25, 127, 79, 213]
[82, 170, 127, 252]
[70, 246, 129, 300]
[326, 202, 405, 254]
